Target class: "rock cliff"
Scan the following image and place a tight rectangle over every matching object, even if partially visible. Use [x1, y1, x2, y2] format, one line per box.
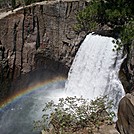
[0, 0, 134, 99]
[0, 0, 87, 99]
[0, 0, 86, 77]
[119, 42, 134, 93]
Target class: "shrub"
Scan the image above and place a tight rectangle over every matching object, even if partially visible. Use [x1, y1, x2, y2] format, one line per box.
[75, 0, 134, 50]
[34, 96, 115, 134]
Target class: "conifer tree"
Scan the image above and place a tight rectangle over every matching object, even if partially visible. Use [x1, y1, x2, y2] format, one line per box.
[76, 0, 134, 49]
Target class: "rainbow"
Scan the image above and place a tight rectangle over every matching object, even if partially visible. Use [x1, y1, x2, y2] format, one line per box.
[0, 76, 66, 110]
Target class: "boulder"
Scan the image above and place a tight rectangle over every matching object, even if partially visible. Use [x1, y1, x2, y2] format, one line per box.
[116, 92, 134, 134]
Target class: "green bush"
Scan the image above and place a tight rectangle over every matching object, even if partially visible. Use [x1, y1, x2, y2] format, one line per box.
[76, 0, 134, 50]
[34, 96, 115, 134]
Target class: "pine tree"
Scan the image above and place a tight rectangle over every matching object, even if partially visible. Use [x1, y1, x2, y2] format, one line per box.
[76, 0, 134, 49]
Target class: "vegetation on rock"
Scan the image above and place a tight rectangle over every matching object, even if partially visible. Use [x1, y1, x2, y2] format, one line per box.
[75, 0, 134, 51]
[34, 96, 115, 134]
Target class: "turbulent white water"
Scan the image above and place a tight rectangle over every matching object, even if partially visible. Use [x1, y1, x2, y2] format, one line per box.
[65, 33, 125, 109]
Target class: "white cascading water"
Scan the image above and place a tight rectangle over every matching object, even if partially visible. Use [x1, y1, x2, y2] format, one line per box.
[65, 33, 125, 110]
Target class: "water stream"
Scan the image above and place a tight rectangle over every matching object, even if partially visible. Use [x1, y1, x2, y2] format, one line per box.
[66, 33, 125, 109]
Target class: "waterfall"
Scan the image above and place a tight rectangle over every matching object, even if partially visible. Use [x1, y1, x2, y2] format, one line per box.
[65, 33, 125, 109]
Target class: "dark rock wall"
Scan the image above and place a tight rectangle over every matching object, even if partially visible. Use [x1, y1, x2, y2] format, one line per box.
[0, 0, 86, 80]
[119, 42, 134, 93]
[0, 0, 87, 100]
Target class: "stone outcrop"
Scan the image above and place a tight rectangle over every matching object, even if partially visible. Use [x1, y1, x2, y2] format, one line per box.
[0, 0, 87, 100]
[116, 92, 134, 134]
[0, 0, 87, 80]
[0, 0, 133, 100]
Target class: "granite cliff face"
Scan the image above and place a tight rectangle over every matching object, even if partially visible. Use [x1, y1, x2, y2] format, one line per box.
[0, 0, 134, 98]
[0, 0, 87, 99]
[0, 0, 87, 77]
[119, 42, 134, 93]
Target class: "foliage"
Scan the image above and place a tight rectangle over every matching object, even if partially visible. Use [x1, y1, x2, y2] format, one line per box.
[75, 1, 100, 32]
[11, 0, 16, 9]
[0, 62, 11, 101]
[120, 20, 134, 45]
[34, 96, 115, 134]
[76, 0, 134, 50]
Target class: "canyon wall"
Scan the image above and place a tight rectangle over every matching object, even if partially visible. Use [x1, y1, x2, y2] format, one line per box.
[0, 0, 87, 99]
[0, 0, 87, 78]
[119, 42, 134, 93]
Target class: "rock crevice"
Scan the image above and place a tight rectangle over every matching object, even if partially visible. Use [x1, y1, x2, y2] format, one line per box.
[0, 0, 87, 99]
